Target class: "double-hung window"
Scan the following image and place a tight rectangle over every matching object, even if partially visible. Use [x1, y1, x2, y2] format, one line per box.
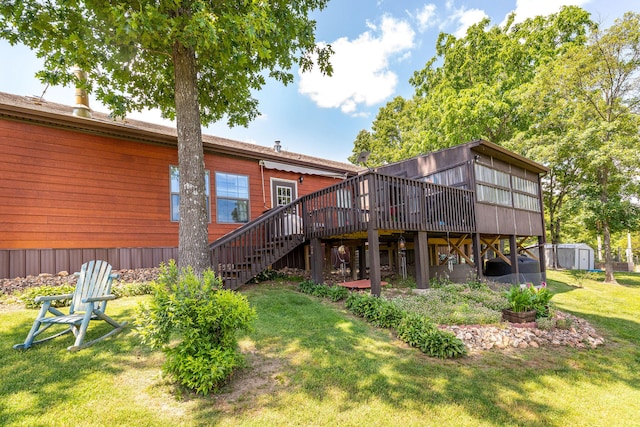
[216, 172, 249, 223]
[169, 166, 211, 222]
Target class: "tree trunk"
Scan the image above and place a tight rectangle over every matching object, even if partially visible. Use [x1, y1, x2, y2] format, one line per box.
[599, 167, 617, 284]
[602, 221, 617, 283]
[173, 41, 210, 275]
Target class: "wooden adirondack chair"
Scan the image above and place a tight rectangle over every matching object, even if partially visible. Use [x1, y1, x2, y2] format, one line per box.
[14, 260, 127, 352]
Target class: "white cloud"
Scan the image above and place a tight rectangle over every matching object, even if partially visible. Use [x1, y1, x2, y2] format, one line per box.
[506, 0, 591, 25]
[441, 3, 488, 39]
[416, 4, 438, 32]
[452, 8, 488, 38]
[298, 15, 415, 116]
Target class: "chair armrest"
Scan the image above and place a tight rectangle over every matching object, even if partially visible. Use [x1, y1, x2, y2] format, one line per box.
[35, 293, 73, 303]
[109, 273, 120, 280]
[82, 294, 117, 303]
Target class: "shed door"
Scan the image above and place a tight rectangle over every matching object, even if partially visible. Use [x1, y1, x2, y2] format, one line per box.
[272, 179, 298, 208]
[578, 249, 590, 270]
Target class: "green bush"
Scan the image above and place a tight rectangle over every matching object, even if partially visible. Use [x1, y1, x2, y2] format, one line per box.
[419, 328, 467, 359]
[536, 316, 556, 331]
[325, 285, 349, 302]
[136, 260, 256, 395]
[111, 281, 154, 298]
[20, 285, 76, 309]
[396, 313, 466, 358]
[298, 280, 317, 294]
[345, 293, 404, 329]
[345, 292, 380, 319]
[396, 312, 436, 347]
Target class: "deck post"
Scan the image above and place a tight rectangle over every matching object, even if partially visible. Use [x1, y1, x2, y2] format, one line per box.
[368, 228, 381, 296]
[509, 235, 520, 284]
[358, 241, 366, 280]
[367, 174, 382, 296]
[538, 235, 547, 283]
[310, 238, 323, 284]
[414, 231, 430, 289]
[349, 245, 358, 280]
[472, 233, 483, 280]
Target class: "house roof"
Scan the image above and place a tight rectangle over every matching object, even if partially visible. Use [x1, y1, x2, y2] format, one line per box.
[374, 139, 549, 175]
[0, 91, 362, 176]
[468, 140, 549, 174]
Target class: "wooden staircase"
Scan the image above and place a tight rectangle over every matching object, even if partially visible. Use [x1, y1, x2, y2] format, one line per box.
[210, 172, 476, 289]
[210, 205, 305, 289]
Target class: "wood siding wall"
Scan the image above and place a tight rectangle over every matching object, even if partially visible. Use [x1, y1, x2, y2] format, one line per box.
[0, 118, 343, 278]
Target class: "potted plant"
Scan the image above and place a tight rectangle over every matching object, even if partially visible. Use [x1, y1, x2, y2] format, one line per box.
[502, 285, 536, 323]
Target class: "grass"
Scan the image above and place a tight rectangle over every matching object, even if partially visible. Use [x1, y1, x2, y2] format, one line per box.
[1, 270, 639, 426]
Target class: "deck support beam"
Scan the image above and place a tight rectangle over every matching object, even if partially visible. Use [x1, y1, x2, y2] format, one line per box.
[414, 231, 430, 289]
[310, 238, 323, 284]
[368, 228, 381, 296]
[509, 235, 519, 284]
[472, 233, 483, 280]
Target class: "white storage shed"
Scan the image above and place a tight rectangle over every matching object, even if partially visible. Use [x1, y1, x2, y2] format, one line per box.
[544, 243, 595, 270]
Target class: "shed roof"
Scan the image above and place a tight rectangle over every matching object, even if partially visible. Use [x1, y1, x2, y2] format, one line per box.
[0, 92, 362, 176]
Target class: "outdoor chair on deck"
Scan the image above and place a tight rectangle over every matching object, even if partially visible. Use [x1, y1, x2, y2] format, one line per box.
[14, 260, 127, 352]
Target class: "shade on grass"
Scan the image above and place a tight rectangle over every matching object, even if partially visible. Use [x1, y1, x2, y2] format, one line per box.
[1, 270, 639, 426]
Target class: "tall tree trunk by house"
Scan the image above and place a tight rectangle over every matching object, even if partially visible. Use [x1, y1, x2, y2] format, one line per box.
[602, 221, 616, 283]
[173, 41, 210, 275]
[599, 167, 617, 284]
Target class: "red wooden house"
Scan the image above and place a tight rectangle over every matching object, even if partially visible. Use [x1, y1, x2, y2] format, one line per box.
[0, 92, 360, 279]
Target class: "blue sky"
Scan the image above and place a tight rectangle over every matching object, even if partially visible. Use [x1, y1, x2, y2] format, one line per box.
[1, 0, 638, 163]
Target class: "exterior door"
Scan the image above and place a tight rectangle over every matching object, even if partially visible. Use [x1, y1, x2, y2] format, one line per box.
[271, 179, 298, 208]
[578, 249, 589, 270]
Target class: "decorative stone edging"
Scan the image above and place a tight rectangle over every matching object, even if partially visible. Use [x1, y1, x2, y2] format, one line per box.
[440, 311, 605, 353]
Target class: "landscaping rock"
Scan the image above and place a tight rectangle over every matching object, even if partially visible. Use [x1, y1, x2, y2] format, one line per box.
[440, 311, 605, 354]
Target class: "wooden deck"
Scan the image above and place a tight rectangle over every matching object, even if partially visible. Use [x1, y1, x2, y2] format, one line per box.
[336, 279, 388, 289]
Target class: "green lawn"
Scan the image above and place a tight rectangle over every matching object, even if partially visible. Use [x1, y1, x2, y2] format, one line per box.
[1, 270, 639, 426]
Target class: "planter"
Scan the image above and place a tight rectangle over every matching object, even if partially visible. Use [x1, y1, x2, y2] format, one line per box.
[502, 308, 536, 323]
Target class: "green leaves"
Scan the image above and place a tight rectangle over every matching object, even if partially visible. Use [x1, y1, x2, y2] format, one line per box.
[136, 260, 257, 395]
[0, 0, 330, 126]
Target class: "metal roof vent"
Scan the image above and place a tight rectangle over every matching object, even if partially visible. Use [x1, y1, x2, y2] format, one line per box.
[273, 140, 282, 152]
[72, 66, 92, 118]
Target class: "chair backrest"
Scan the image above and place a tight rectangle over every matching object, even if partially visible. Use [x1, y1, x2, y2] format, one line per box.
[70, 260, 115, 314]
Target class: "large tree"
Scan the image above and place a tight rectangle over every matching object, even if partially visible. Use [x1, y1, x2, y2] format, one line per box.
[350, 6, 592, 165]
[515, 12, 640, 282]
[1, 0, 331, 274]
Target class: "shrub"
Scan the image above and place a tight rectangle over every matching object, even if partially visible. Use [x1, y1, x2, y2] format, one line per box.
[345, 292, 380, 319]
[536, 316, 556, 331]
[396, 312, 436, 347]
[325, 285, 349, 302]
[20, 285, 76, 309]
[311, 284, 330, 298]
[396, 312, 466, 358]
[555, 317, 574, 330]
[136, 260, 256, 395]
[111, 281, 154, 298]
[298, 280, 318, 294]
[418, 328, 467, 359]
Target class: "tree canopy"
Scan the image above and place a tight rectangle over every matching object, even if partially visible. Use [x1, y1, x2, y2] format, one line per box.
[350, 6, 640, 281]
[1, 0, 332, 273]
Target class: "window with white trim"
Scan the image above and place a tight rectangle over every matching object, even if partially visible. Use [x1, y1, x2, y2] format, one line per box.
[170, 166, 211, 222]
[216, 172, 249, 223]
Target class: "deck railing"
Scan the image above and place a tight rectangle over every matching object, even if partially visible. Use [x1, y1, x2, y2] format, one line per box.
[301, 172, 476, 237]
[210, 171, 476, 288]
